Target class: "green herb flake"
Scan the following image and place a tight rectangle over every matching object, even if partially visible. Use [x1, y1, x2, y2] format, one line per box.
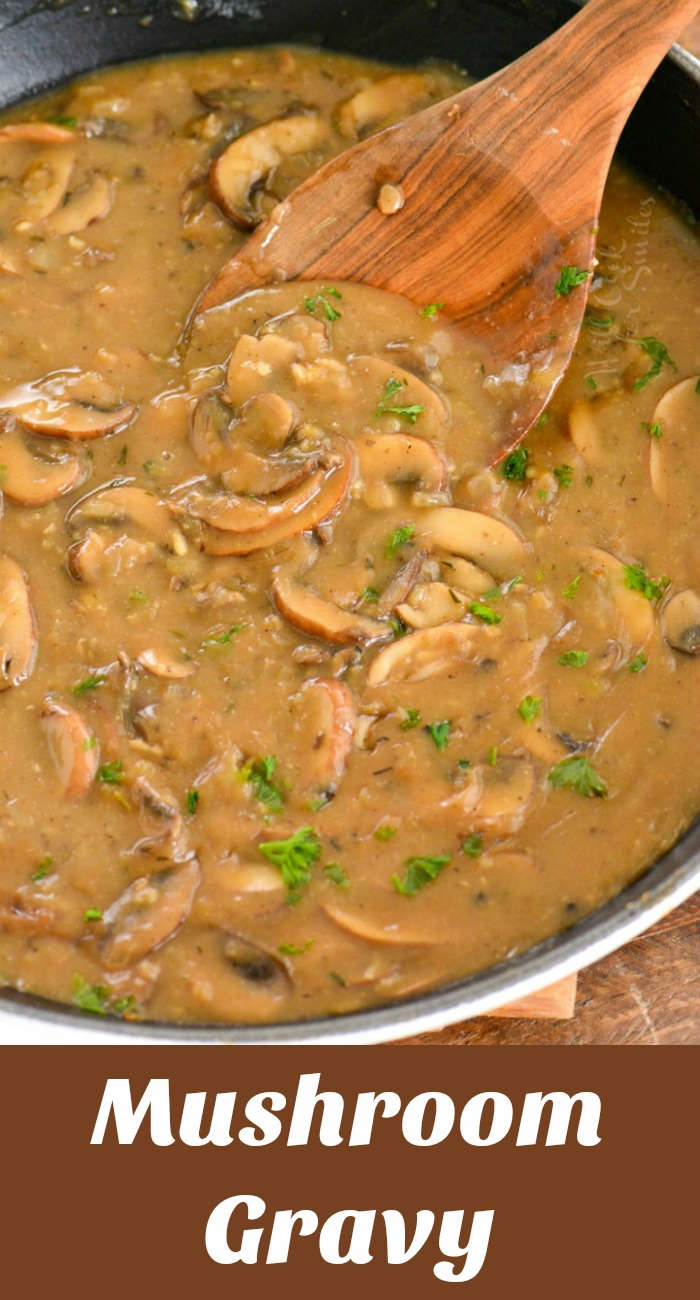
[629, 652, 648, 674]
[584, 311, 613, 331]
[642, 421, 663, 440]
[400, 708, 422, 731]
[385, 523, 415, 559]
[517, 694, 541, 724]
[558, 650, 589, 667]
[374, 824, 398, 842]
[585, 375, 598, 391]
[129, 587, 148, 604]
[359, 585, 379, 604]
[535, 409, 549, 428]
[323, 862, 349, 887]
[32, 855, 54, 883]
[241, 756, 284, 814]
[555, 265, 591, 297]
[72, 974, 108, 1016]
[425, 720, 451, 751]
[501, 447, 529, 481]
[258, 826, 320, 896]
[117, 445, 128, 466]
[201, 622, 245, 648]
[634, 337, 676, 390]
[303, 287, 342, 322]
[389, 615, 409, 639]
[469, 601, 502, 625]
[329, 970, 347, 987]
[97, 760, 124, 785]
[392, 854, 451, 896]
[487, 746, 499, 766]
[185, 788, 200, 815]
[548, 755, 607, 799]
[278, 940, 314, 956]
[554, 464, 574, 488]
[562, 574, 581, 599]
[83, 907, 102, 923]
[457, 758, 471, 771]
[419, 302, 444, 318]
[72, 673, 106, 695]
[375, 377, 424, 424]
[623, 563, 669, 603]
[113, 996, 136, 1017]
[462, 833, 483, 859]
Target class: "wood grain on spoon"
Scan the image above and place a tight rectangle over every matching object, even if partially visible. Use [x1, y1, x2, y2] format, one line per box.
[195, 0, 698, 458]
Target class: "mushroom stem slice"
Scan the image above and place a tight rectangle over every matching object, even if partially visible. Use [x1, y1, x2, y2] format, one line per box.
[101, 859, 201, 970]
[273, 575, 387, 645]
[336, 72, 438, 139]
[367, 621, 490, 686]
[0, 370, 136, 439]
[0, 426, 85, 505]
[418, 507, 526, 579]
[568, 399, 602, 465]
[210, 113, 328, 228]
[354, 430, 448, 508]
[40, 698, 99, 798]
[47, 169, 113, 235]
[0, 554, 38, 690]
[582, 546, 655, 646]
[397, 580, 467, 629]
[661, 589, 700, 656]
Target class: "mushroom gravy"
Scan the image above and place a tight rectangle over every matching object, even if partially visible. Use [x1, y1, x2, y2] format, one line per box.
[0, 48, 698, 1026]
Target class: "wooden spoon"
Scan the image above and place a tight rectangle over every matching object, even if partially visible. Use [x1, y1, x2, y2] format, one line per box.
[195, 0, 698, 459]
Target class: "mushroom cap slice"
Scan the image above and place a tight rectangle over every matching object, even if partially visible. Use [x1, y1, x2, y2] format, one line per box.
[350, 355, 448, 434]
[582, 546, 655, 646]
[648, 375, 700, 503]
[292, 677, 357, 796]
[354, 430, 448, 508]
[324, 900, 437, 946]
[418, 507, 525, 579]
[136, 648, 198, 680]
[437, 554, 495, 598]
[181, 464, 329, 535]
[273, 575, 388, 645]
[190, 388, 295, 474]
[210, 113, 328, 228]
[40, 698, 99, 798]
[661, 588, 700, 656]
[47, 170, 113, 236]
[397, 581, 468, 629]
[568, 399, 602, 465]
[0, 554, 37, 690]
[101, 859, 201, 970]
[0, 426, 85, 505]
[0, 122, 77, 143]
[20, 148, 75, 223]
[470, 756, 537, 834]
[67, 484, 185, 551]
[367, 621, 491, 686]
[0, 370, 136, 439]
[226, 332, 299, 406]
[336, 73, 437, 139]
[200, 441, 353, 555]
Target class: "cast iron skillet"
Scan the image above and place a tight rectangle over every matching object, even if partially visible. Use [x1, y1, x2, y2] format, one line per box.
[0, 0, 698, 1043]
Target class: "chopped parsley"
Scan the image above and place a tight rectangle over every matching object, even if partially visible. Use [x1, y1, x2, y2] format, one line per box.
[374, 824, 398, 842]
[517, 695, 541, 724]
[585, 375, 598, 391]
[469, 601, 502, 625]
[558, 650, 588, 667]
[329, 970, 347, 987]
[83, 907, 102, 923]
[392, 854, 450, 896]
[32, 855, 54, 882]
[643, 421, 663, 439]
[303, 286, 342, 321]
[258, 826, 320, 896]
[385, 523, 415, 559]
[323, 862, 348, 887]
[72, 673, 106, 695]
[96, 760, 124, 784]
[278, 940, 314, 956]
[501, 446, 529, 481]
[375, 377, 424, 424]
[584, 310, 613, 330]
[47, 114, 78, 129]
[129, 587, 148, 604]
[548, 755, 607, 798]
[629, 652, 648, 674]
[400, 708, 422, 731]
[426, 720, 451, 751]
[241, 756, 284, 814]
[201, 622, 245, 648]
[359, 585, 379, 604]
[623, 563, 669, 602]
[185, 788, 200, 815]
[487, 746, 499, 766]
[461, 833, 483, 859]
[72, 974, 108, 1015]
[419, 302, 444, 318]
[389, 614, 409, 639]
[555, 265, 591, 296]
[633, 337, 676, 390]
[554, 464, 574, 488]
[562, 574, 581, 599]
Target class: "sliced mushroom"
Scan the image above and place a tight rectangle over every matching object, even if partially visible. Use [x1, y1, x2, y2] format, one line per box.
[20, 148, 75, 223]
[375, 550, 426, 616]
[67, 484, 185, 551]
[220, 932, 292, 1002]
[136, 648, 198, 680]
[0, 243, 22, 276]
[210, 113, 328, 227]
[200, 441, 353, 556]
[225, 332, 299, 406]
[336, 73, 436, 139]
[350, 355, 448, 433]
[131, 776, 190, 863]
[582, 546, 655, 645]
[354, 430, 448, 508]
[0, 122, 77, 143]
[67, 530, 154, 584]
[265, 311, 330, 361]
[0, 425, 85, 505]
[324, 899, 437, 946]
[47, 170, 113, 235]
[101, 859, 201, 970]
[0, 554, 37, 690]
[648, 375, 699, 502]
[418, 507, 525, 579]
[273, 575, 387, 645]
[367, 621, 491, 686]
[568, 399, 602, 465]
[0, 370, 136, 439]
[469, 756, 537, 834]
[437, 554, 495, 598]
[40, 698, 99, 798]
[397, 581, 467, 629]
[190, 388, 296, 476]
[292, 677, 357, 796]
[181, 464, 331, 534]
[662, 589, 700, 656]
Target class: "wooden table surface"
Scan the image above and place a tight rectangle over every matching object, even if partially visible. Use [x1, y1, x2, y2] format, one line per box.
[407, 19, 700, 1048]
